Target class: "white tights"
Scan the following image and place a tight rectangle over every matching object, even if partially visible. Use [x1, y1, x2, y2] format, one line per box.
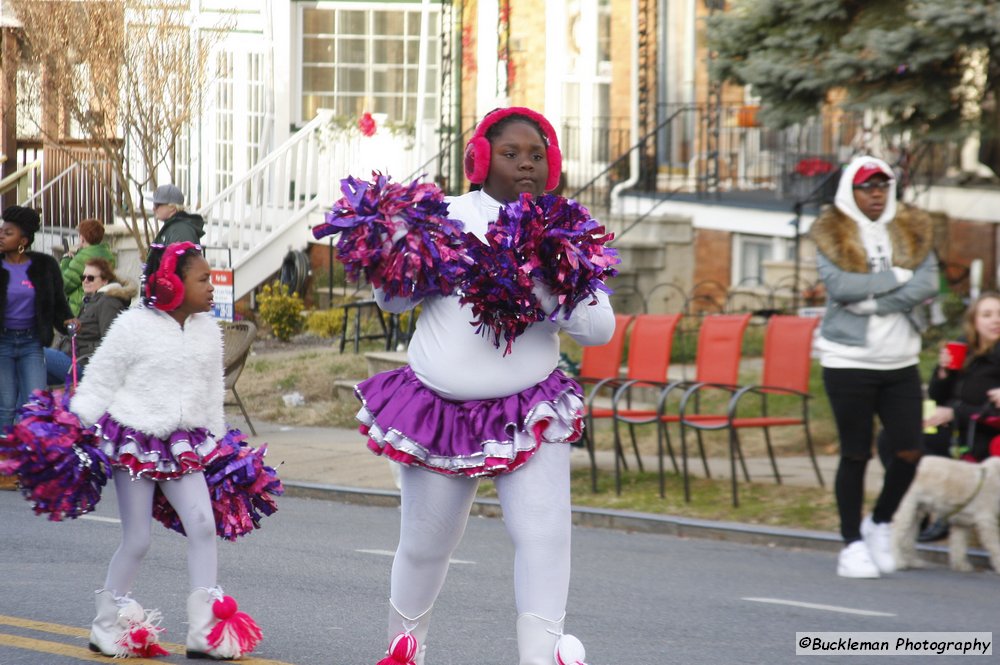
[103, 469, 218, 595]
[391, 442, 571, 621]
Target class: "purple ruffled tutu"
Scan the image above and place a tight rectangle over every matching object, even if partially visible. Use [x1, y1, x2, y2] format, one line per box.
[356, 366, 583, 477]
[94, 414, 222, 481]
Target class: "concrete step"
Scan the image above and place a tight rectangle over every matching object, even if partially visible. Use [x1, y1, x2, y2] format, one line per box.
[365, 351, 408, 377]
[333, 379, 360, 401]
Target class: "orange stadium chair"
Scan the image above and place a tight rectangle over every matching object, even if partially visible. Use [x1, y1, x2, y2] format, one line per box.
[677, 315, 823, 506]
[577, 314, 634, 491]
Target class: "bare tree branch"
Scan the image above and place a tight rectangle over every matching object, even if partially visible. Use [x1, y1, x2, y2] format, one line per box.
[10, 0, 232, 258]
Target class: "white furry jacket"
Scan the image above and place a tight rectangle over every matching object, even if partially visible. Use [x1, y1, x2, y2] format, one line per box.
[70, 307, 226, 438]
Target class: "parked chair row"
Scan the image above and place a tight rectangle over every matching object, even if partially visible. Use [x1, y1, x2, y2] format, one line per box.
[577, 313, 824, 506]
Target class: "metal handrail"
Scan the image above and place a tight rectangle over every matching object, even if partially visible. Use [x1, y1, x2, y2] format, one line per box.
[567, 105, 691, 202]
[0, 159, 41, 196]
[21, 159, 108, 206]
[196, 109, 334, 214]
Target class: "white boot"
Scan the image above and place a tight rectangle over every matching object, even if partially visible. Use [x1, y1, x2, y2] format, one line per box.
[186, 586, 262, 660]
[377, 600, 432, 665]
[89, 589, 168, 658]
[516, 613, 588, 665]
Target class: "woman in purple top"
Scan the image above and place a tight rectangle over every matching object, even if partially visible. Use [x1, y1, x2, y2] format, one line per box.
[0, 206, 74, 428]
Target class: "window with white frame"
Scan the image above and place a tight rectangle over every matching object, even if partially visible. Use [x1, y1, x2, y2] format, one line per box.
[561, 0, 613, 172]
[202, 43, 271, 201]
[214, 50, 236, 197]
[299, 3, 440, 126]
[733, 235, 797, 287]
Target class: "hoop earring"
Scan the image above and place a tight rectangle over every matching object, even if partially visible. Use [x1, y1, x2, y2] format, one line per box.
[17, 244, 25, 255]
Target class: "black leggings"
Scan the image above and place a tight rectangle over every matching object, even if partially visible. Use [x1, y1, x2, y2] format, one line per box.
[823, 366, 922, 543]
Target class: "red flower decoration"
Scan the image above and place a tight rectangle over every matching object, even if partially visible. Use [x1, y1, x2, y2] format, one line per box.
[358, 112, 377, 137]
[794, 157, 834, 178]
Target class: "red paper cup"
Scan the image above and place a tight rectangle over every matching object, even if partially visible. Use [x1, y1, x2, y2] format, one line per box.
[945, 341, 968, 370]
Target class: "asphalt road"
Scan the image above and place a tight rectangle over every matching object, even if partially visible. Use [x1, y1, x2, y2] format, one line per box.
[0, 488, 994, 664]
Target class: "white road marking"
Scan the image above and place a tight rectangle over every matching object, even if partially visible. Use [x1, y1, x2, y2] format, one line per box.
[357, 549, 475, 565]
[743, 597, 896, 617]
[79, 515, 120, 524]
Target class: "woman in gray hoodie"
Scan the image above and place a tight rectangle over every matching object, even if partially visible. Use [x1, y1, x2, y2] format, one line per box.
[810, 155, 938, 579]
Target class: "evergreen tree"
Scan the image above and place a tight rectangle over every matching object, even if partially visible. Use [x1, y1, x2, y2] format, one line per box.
[708, 0, 1000, 152]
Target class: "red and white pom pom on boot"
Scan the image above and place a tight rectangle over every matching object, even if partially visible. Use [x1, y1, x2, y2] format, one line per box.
[377, 633, 419, 665]
[89, 589, 169, 658]
[517, 612, 589, 665]
[555, 633, 588, 665]
[186, 587, 262, 660]
[377, 601, 432, 665]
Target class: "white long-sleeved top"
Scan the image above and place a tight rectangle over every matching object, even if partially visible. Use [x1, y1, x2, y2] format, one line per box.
[70, 307, 226, 437]
[375, 190, 616, 401]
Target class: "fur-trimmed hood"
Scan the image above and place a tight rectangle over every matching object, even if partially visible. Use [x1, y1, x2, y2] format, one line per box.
[95, 281, 138, 305]
[810, 203, 934, 273]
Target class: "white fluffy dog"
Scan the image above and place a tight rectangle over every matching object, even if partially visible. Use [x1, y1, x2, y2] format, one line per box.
[893, 456, 1000, 573]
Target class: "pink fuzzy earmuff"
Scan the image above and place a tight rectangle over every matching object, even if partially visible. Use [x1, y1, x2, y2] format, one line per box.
[145, 241, 199, 312]
[463, 107, 562, 192]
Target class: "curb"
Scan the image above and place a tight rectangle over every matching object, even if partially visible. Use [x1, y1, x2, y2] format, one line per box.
[282, 481, 992, 570]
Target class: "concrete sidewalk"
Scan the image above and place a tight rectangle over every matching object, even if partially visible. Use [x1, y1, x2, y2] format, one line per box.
[248, 417, 884, 494]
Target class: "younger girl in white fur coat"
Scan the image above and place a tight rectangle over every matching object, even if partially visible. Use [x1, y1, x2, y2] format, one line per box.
[71, 241, 261, 660]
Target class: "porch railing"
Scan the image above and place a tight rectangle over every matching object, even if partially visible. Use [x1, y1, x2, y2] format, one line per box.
[197, 108, 423, 300]
[562, 103, 968, 244]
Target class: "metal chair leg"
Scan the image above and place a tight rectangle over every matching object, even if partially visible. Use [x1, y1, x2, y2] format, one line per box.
[339, 307, 349, 353]
[232, 387, 257, 436]
[656, 420, 664, 498]
[585, 417, 598, 493]
[733, 429, 751, 481]
[680, 420, 691, 503]
[803, 421, 824, 487]
[612, 417, 629, 496]
[661, 420, 679, 474]
[612, 419, 630, 472]
[729, 427, 740, 507]
[627, 423, 644, 472]
[695, 429, 711, 478]
[353, 307, 362, 353]
[762, 427, 781, 484]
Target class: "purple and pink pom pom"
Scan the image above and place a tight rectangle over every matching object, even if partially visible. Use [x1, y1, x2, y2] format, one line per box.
[4, 388, 111, 520]
[153, 428, 283, 541]
[520, 194, 619, 321]
[458, 194, 619, 354]
[459, 198, 546, 356]
[312, 173, 470, 300]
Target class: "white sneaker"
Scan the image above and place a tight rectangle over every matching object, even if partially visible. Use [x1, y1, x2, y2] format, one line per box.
[861, 516, 896, 573]
[837, 540, 880, 578]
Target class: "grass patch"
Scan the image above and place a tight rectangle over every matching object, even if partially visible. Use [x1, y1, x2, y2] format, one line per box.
[238, 343, 372, 428]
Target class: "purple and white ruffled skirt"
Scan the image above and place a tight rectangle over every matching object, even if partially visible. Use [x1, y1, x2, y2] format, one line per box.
[94, 414, 223, 481]
[355, 366, 584, 477]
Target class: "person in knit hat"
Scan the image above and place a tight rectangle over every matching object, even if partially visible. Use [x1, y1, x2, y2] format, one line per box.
[150, 184, 206, 246]
[810, 156, 938, 579]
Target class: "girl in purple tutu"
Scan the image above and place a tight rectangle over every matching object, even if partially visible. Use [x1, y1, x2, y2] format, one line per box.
[71, 242, 261, 659]
[360, 107, 614, 665]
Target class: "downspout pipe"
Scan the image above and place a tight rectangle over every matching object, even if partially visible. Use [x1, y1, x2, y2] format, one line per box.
[609, 0, 641, 216]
